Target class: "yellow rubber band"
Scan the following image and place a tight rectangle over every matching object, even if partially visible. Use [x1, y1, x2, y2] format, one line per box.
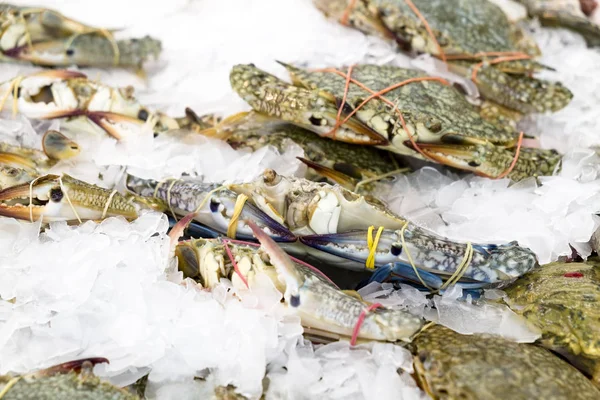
[28, 176, 42, 223]
[227, 194, 248, 239]
[400, 222, 433, 290]
[101, 189, 118, 219]
[440, 242, 474, 290]
[165, 179, 179, 222]
[0, 376, 21, 399]
[366, 225, 384, 270]
[59, 176, 82, 224]
[399, 221, 474, 292]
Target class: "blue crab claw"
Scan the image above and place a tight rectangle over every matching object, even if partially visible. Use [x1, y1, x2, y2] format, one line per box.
[300, 229, 400, 267]
[368, 262, 490, 292]
[301, 227, 538, 285]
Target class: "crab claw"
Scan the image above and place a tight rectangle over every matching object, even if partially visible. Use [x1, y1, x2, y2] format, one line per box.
[403, 140, 515, 178]
[33, 358, 110, 378]
[42, 130, 80, 160]
[87, 111, 145, 140]
[300, 229, 400, 267]
[0, 174, 139, 223]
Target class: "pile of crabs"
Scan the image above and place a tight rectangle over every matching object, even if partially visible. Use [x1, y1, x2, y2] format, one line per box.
[1, 1, 600, 399]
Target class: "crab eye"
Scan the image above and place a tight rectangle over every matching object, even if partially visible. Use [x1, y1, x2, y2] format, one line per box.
[138, 109, 149, 121]
[65, 48, 74, 56]
[309, 116, 326, 126]
[50, 187, 63, 202]
[1, 167, 18, 177]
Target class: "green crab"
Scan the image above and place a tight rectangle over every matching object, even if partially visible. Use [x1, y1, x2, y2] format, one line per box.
[204, 110, 408, 194]
[503, 260, 600, 387]
[411, 325, 600, 399]
[0, 358, 140, 399]
[516, 0, 600, 46]
[230, 63, 562, 180]
[314, 0, 573, 116]
[0, 130, 80, 189]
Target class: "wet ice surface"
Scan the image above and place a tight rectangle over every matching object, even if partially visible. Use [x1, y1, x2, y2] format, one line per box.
[1, 0, 600, 398]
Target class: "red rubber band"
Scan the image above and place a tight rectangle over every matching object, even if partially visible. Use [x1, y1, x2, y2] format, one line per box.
[350, 302, 383, 345]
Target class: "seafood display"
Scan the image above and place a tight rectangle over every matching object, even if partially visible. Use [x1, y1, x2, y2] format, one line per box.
[0, 4, 161, 69]
[231, 63, 563, 180]
[1, 0, 599, 399]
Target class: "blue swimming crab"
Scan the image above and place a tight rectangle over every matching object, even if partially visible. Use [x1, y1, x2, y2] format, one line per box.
[175, 223, 424, 343]
[230, 63, 562, 180]
[314, 0, 573, 116]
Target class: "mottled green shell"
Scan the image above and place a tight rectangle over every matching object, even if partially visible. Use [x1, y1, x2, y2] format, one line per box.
[504, 261, 600, 385]
[372, 0, 519, 55]
[412, 325, 600, 400]
[0, 371, 139, 400]
[284, 63, 517, 148]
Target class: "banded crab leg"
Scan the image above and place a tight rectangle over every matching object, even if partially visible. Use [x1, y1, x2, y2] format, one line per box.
[125, 174, 296, 242]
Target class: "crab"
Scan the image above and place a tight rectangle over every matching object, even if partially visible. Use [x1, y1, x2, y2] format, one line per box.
[503, 260, 600, 387]
[175, 224, 424, 343]
[0, 174, 140, 223]
[300, 224, 538, 291]
[231, 63, 562, 180]
[411, 324, 600, 399]
[0, 3, 161, 70]
[125, 174, 297, 243]
[0, 70, 212, 140]
[314, 0, 573, 116]
[0, 358, 139, 399]
[205, 110, 408, 195]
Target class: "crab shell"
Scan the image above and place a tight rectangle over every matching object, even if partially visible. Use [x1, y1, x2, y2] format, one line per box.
[504, 261, 600, 386]
[412, 324, 600, 399]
